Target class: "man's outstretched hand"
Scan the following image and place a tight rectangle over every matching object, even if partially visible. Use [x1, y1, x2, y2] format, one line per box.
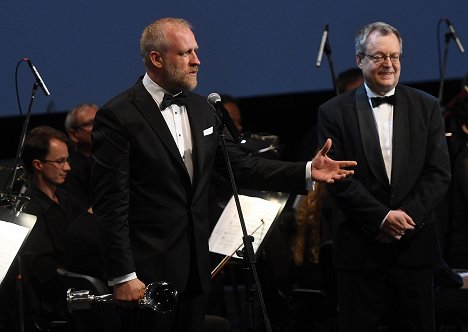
[311, 138, 357, 183]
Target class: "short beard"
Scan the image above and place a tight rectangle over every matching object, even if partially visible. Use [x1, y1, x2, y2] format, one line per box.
[164, 65, 198, 92]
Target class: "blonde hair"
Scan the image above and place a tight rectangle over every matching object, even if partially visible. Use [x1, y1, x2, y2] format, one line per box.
[140, 17, 193, 68]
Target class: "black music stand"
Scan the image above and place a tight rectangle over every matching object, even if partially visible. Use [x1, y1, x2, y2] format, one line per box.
[0, 207, 36, 332]
[209, 190, 289, 331]
[0, 207, 36, 285]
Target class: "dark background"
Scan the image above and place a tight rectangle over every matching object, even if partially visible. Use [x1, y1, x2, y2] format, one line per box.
[1, 1, 466, 117]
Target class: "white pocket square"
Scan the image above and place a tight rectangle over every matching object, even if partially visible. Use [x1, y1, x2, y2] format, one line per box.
[203, 126, 213, 136]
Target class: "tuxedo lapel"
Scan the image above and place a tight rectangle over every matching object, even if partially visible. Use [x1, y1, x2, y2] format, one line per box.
[131, 81, 190, 180]
[390, 87, 409, 189]
[185, 94, 209, 186]
[355, 87, 390, 188]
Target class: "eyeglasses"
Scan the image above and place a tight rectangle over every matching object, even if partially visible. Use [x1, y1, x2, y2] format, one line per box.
[360, 53, 402, 64]
[41, 158, 70, 168]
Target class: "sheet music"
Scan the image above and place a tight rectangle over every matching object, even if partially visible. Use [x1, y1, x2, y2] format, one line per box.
[0, 219, 29, 284]
[209, 194, 282, 258]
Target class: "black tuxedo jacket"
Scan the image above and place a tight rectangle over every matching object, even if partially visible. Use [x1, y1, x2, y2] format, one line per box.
[317, 84, 451, 269]
[91, 78, 307, 292]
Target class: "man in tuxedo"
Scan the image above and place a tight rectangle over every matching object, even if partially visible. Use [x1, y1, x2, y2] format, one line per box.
[317, 22, 451, 332]
[91, 17, 356, 332]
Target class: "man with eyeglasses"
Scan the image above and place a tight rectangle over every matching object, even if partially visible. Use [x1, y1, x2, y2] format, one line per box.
[317, 22, 450, 331]
[21, 125, 89, 324]
[63, 103, 99, 208]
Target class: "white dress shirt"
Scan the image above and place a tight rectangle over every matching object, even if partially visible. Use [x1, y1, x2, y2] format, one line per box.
[143, 73, 194, 182]
[364, 84, 395, 183]
[364, 84, 395, 228]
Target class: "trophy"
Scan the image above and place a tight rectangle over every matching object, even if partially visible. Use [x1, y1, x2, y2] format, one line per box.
[66, 281, 178, 313]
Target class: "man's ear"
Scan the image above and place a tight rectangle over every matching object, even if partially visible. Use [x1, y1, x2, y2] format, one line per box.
[32, 159, 42, 173]
[150, 51, 163, 69]
[67, 129, 79, 144]
[356, 54, 363, 68]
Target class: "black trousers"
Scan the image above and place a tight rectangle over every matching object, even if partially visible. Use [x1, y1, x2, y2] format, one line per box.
[336, 265, 435, 332]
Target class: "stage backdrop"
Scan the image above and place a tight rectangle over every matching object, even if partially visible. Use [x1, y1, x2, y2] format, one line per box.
[1, 0, 466, 118]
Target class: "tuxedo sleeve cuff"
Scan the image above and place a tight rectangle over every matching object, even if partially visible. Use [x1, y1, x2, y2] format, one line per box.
[305, 161, 316, 191]
[108, 272, 137, 286]
[380, 211, 392, 229]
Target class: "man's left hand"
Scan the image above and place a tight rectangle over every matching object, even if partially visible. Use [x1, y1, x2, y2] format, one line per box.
[311, 138, 357, 183]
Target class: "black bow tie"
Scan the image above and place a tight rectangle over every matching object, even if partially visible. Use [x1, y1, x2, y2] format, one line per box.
[160, 92, 187, 110]
[370, 95, 395, 108]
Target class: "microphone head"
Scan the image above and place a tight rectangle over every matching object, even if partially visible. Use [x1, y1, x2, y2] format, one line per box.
[207, 93, 221, 105]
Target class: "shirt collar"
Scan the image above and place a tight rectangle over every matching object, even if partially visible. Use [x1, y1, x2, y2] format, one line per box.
[142, 73, 167, 108]
[29, 183, 65, 209]
[142, 73, 186, 111]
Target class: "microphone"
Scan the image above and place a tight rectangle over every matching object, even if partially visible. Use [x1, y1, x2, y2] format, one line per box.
[207, 93, 243, 143]
[316, 24, 329, 67]
[445, 19, 465, 53]
[25, 58, 51, 96]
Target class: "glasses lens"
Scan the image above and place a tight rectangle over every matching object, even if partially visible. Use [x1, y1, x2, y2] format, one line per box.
[370, 54, 400, 64]
[374, 56, 384, 64]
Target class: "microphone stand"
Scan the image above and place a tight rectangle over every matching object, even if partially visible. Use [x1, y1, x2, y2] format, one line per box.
[214, 119, 272, 332]
[438, 32, 453, 106]
[324, 39, 339, 96]
[2, 82, 38, 212]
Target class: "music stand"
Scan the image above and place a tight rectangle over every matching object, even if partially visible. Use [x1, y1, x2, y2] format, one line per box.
[0, 207, 36, 332]
[209, 190, 289, 271]
[209, 190, 289, 331]
[0, 207, 36, 285]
